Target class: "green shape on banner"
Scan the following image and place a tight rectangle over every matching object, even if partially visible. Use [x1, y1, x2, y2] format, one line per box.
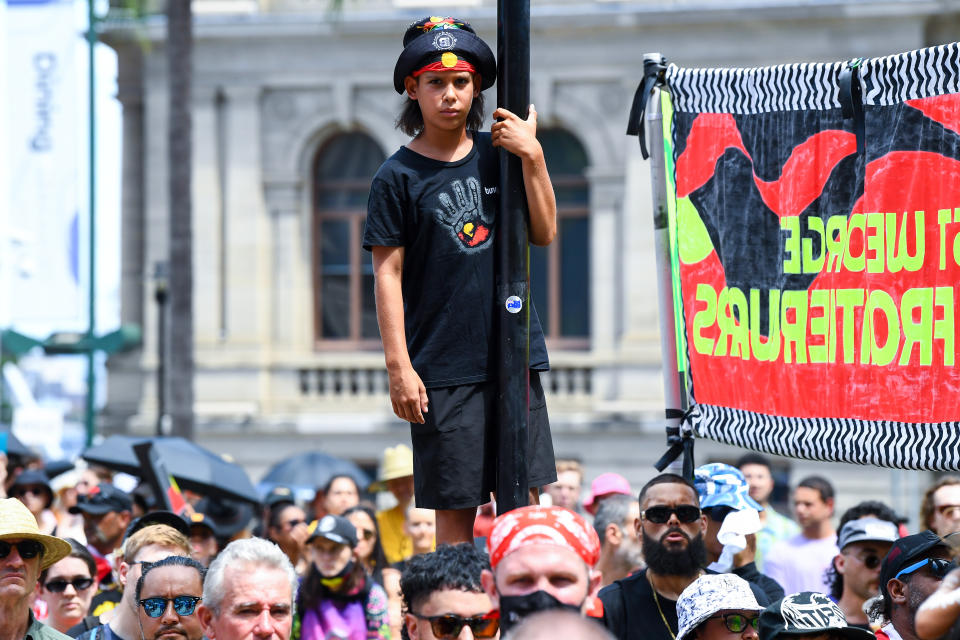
[676, 196, 713, 265]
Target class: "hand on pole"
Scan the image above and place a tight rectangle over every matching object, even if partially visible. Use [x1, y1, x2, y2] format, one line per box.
[491, 104, 542, 161]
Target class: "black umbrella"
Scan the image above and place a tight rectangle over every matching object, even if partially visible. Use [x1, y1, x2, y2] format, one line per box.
[259, 451, 372, 503]
[81, 435, 259, 505]
[0, 429, 35, 458]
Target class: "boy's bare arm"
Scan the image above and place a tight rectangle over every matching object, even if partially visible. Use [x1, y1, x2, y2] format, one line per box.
[372, 245, 428, 424]
[490, 104, 558, 246]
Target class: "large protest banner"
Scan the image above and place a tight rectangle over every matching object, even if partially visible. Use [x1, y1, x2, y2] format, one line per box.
[656, 43, 960, 469]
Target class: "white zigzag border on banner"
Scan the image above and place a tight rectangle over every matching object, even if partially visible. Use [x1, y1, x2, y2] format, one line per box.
[689, 403, 960, 470]
[664, 41, 960, 114]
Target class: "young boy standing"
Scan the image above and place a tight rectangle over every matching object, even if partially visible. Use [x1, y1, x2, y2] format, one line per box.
[362, 17, 558, 546]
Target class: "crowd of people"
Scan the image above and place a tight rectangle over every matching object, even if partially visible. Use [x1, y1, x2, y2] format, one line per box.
[3, 442, 960, 640]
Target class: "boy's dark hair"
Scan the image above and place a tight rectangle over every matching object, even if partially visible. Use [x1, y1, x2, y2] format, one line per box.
[638, 473, 697, 506]
[796, 475, 834, 502]
[736, 452, 772, 472]
[399, 543, 489, 639]
[135, 555, 206, 601]
[825, 501, 900, 600]
[396, 92, 486, 137]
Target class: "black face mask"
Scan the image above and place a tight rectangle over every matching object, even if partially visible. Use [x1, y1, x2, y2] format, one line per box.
[498, 590, 582, 633]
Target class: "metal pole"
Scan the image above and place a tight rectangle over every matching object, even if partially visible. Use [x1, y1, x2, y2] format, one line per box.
[645, 62, 689, 473]
[495, 0, 531, 515]
[155, 263, 168, 436]
[84, 0, 97, 447]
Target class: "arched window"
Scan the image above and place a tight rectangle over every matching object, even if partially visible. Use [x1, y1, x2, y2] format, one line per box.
[312, 132, 386, 347]
[530, 128, 590, 348]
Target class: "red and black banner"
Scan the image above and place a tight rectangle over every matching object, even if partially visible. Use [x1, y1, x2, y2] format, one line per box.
[661, 43, 960, 469]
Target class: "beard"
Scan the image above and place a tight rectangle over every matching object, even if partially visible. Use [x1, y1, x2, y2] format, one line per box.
[642, 528, 707, 577]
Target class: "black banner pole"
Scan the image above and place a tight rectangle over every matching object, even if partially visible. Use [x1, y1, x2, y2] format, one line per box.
[495, 0, 531, 515]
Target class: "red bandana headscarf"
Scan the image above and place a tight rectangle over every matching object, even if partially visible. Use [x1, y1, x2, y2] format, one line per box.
[487, 505, 601, 569]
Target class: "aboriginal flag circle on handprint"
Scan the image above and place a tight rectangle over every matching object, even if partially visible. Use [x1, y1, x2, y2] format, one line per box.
[434, 176, 494, 252]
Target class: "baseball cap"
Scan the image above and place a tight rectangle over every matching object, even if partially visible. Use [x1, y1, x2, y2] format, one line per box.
[582, 473, 631, 515]
[187, 511, 221, 538]
[307, 514, 357, 548]
[124, 510, 189, 541]
[837, 517, 899, 550]
[758, 592, 875, 640]
[694, 463, 763, 512]
[676, 574, 763, 640]
[264, 485, 296, 508]
[879, 530, 952, 603]
[69, 483, 133, 515]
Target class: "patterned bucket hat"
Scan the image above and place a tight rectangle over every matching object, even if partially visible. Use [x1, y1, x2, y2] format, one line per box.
[677, 574, 763, 640]
[694, 463, 763, 511]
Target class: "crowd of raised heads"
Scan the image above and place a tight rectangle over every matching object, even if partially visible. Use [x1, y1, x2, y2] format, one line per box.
[4, 444, 960, 640]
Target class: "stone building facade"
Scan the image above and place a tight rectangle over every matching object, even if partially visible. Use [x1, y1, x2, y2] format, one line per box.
[102, 0, 959, 515]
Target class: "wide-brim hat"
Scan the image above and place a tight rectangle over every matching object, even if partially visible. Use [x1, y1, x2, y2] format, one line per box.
[0, 498, 71, 570]
[758, 592, 875, 640]
[676, 574, 763, 640]
[393, 16, 496, 94]
[369, 444, 414, 492]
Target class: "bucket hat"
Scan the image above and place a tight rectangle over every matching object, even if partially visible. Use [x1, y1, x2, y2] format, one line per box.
[10, 469, 54, 509]
[694, 463, 763, 512]
[758, 592, 875, 640]
[676, 573, 763, 640]
[369, 444, 414, 492]
[0, 498, 71, 570]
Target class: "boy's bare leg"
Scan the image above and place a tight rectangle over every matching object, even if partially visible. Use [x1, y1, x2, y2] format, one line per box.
[436, 507, 476, 545]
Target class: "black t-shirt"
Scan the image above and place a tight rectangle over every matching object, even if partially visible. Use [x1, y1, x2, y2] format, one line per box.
[600, 568, 773, 640]
[362, 132, 549, 388]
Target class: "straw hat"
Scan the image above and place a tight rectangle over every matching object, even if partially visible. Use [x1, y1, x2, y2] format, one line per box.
[369, 444, 414, 492]
[0, 498, 71, 569]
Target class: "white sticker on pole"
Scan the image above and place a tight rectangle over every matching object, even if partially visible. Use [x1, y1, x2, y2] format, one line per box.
[505, 296, 522, 314]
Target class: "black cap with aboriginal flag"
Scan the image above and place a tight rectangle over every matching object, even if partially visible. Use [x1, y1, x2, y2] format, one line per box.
[393, 16, 496, 94]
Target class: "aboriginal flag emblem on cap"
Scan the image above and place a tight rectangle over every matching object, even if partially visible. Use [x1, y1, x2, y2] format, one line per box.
[393, 16, 497, 94]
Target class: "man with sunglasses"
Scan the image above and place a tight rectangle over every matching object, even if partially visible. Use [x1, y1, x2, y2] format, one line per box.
[400, 543, 496, 640]
[829, 518, 899, 629]
[870, 530, 955, 640]
[0, 498, 73, 640]
[675, 574, 763, 640]
[134, 556, 205, 640]
[75, 524, 191, 640]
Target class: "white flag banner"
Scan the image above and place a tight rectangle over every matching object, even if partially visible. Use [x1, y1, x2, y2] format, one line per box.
[6, 0, 84, 330]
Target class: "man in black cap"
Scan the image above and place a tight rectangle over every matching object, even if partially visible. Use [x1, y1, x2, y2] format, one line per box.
[69, 483, 133, 594]
[9, 469, 56, 534]
[869, 531, 955, 640]
[186, 512, 220, 567]
[758, 592, 875, 640]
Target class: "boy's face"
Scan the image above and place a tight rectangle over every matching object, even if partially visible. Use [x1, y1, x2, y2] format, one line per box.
[404, 70, 478, 132]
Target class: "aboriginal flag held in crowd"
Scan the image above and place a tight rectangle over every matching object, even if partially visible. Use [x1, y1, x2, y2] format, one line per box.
[650, 43, 960, 469]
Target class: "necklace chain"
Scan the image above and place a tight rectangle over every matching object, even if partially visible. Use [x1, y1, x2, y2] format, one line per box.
[647, 571, 677, 640]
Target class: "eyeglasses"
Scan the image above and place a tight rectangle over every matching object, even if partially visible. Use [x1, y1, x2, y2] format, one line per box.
[895, 558, 957, 580]
[13, 486, 47, 498]
[846, 553, 882, 570]
[139, 596, 202, 618]
[411, 613, 499, 639]
[359, 528, 376, 541]
[0, 540, 44, 560]
[641, 505, 702, 524]
[708, 613, 760, 633]
[45, 577, 94, 593]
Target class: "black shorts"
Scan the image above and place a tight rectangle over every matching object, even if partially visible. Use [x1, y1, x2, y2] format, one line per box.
[410, 371, 557, 510]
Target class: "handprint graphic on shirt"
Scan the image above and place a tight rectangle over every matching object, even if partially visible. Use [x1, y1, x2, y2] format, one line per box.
[434, 177, 494, 253]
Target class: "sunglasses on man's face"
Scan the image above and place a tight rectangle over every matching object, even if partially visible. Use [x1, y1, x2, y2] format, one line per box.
[45, 577, 94, 593]
[0, 540, 44, 560]
[139, 596, 202, 618]
[641, 505, 702, 524]
[895, 558, 957, 580]
[411, 613, 499, 639]
[708, 613, 760, 634]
